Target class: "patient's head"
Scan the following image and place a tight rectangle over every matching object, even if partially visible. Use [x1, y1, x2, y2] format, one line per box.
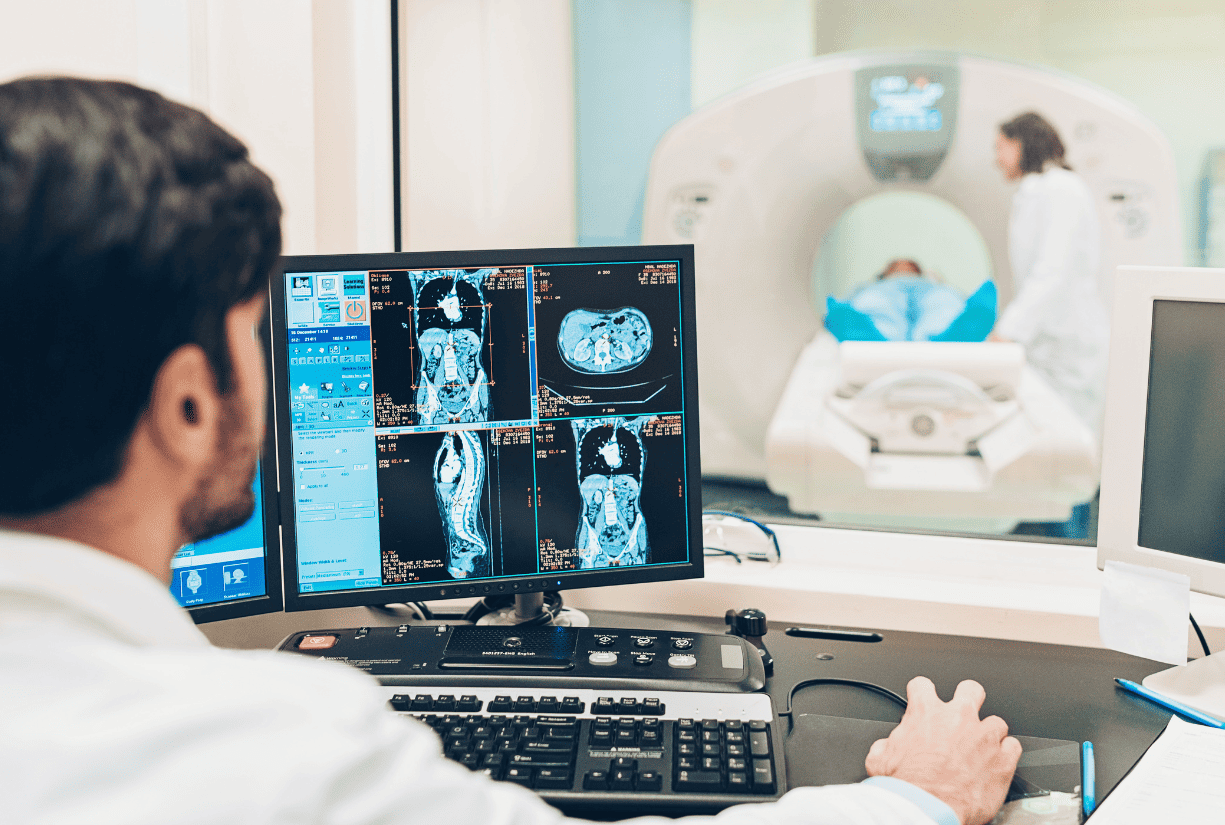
[878, 259, 924, 280]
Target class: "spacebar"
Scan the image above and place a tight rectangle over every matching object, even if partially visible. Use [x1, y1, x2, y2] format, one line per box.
[438, 657, 574, 670]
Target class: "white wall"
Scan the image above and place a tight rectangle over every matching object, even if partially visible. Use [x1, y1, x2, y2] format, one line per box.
[397, 0, 575, 251]
[0, 0, 393, 256]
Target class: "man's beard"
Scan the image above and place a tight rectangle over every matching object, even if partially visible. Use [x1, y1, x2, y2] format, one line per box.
[179, 394, 260, 544]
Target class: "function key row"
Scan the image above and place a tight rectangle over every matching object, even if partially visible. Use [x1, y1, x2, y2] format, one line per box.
[389, 694, 585, 714]
[389, 694, 482, 713]
[591, 696, 665, 715]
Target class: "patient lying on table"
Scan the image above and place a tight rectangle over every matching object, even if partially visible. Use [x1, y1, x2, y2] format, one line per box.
[825, 258, 997, 343]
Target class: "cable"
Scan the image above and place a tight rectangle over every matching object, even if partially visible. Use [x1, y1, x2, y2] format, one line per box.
[460, 592, 566, 626]
[778, 678, 908, 730]
[367, 602, 433, 621]
[1190, 612, 1212, 658]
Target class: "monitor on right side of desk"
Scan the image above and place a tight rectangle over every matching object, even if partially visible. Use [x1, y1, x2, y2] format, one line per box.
[1098, 265, 1225, 716]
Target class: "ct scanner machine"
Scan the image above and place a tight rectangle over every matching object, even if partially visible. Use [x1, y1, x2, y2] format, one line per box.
[642, 52, 1183, 532]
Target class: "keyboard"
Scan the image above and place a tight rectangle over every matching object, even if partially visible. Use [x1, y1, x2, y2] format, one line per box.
[383, 685, 787, 814]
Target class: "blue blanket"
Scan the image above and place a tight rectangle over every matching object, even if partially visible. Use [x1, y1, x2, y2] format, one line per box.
[825, 278, 997, 343]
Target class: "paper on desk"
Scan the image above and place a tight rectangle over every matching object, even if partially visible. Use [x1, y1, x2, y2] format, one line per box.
[1099, 560, 1189, 666]
[1087, 716, 1225, 823]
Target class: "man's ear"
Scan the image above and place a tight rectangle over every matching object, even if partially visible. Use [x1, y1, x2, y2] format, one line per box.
[143, 344, 222, 469]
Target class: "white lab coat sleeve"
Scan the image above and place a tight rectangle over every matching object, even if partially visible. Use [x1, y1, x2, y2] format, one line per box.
[995, 186, 1083, 345]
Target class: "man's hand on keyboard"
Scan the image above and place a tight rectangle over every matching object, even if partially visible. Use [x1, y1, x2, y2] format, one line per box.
[864, 677, 1022, 825]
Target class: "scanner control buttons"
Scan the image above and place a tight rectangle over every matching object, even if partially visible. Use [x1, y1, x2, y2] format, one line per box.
[672, 638, 694, 650]
[633, 637, 655, 648]
[668, 654, 697, 669]
[589, 651, 618, 666]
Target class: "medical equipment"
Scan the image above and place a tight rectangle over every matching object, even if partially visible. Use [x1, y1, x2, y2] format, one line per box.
[1097, 266, 1225, 721]
[642, 51, 1182, 527]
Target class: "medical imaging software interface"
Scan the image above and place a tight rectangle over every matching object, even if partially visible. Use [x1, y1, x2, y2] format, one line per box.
[282, 260, 693, 594]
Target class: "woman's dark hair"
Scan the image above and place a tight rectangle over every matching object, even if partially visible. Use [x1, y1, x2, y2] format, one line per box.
[999, 111, 1071, 174]
[0, 77, 282, 515]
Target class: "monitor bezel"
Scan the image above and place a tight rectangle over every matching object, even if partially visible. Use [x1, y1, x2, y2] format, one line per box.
[186, 299, 285, 623]
[1097, 265, 1225, 598]
[271, 245, 703, 613]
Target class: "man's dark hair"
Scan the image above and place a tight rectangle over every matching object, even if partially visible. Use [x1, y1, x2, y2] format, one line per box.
[999, 111, 1071, 175]
[0, 77, 281, 515]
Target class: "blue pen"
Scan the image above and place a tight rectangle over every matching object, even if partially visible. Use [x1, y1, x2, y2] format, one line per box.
[1081, 741, 1095, 818]
[1114, 678, 1225, 729]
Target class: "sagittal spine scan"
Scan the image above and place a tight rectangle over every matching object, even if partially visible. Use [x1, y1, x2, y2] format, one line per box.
[572, 417, 653, 568]
[411, 269, 494, 424]
[558, 307, 652, 374]
[434, 429, 490, 579]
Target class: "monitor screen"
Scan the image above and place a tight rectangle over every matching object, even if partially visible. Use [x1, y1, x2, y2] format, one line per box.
[168, 316, 284, 622]
[1137, 299, 1225, 564]
[271, 246, 702, 611]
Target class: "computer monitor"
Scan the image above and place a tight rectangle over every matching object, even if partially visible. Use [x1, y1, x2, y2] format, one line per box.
[168, 315, 284, 623]
[1098, 265, 1225, 716]
[270, 246, 702, 622]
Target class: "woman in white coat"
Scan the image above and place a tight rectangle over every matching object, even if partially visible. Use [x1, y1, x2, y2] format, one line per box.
[991, 112, 1110, 438]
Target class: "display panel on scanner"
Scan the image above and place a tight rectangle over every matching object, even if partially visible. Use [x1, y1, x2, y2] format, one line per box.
[272, 247, 702, 611]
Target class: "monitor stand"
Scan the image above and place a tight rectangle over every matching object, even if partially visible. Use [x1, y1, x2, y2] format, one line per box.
[1142, 651, 1225, 723]
[475, 592, 590, 627]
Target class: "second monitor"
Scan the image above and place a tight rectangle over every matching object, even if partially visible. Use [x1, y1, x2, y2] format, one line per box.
[272, 246, 702, 618]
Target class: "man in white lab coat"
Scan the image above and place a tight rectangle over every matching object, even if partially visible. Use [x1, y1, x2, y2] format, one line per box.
[992, 111, 1111, 437]
[0, 76, 1020, 825]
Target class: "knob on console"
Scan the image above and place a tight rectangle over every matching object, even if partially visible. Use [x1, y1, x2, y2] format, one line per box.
[726, 608, 768, 637]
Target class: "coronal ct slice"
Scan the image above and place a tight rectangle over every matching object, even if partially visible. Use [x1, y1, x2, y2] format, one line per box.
[410, 269, 494, 424]
[571, 416, 653, 569]
[558, 307, 652, 374]
[434, 429, 491, 579]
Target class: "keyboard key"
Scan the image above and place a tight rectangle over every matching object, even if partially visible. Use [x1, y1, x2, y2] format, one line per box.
[561, 697, 584, 713]
[584, 769, 609, 790]
[752, 759, 776, 792]
[702, 757, 721, 771]
[509, 753, 571, 768]
[726, 744, 746, 758]
[489, 696, 513, 713]
[514, 696, 536, 712]
[749, 720, 768, 732]
[702, 743, 721, 756]
[616, 729, 637, 744]
[594, 697, 616, 713]
[412, 694, 433, 711]
[677, 743, 697, 756]
[677, 756, 698, 771]
[749, 731, 770, 757]
[434, 695, 457, 712]
[459, 753, 481, 769]
[727, 757, 747, 772]
[640, 729, 661, 745]
[724, 720, 744, 731]
[521, 741, 573, 755]
[637, 770, 663, 791]
[727, 772, 749, 791]
[457, 695, 482, 712]
[504, 766, 533, 785]
[675, 770, 723, 792]
[642, 697, 664, 714]
[701, 719, 720, 730]
[677, 718, 695, 729]
[612, 757, 638, 770]
[618, 697, 639, 713]
[537, 697, 560, 713]
[610, 769, 635, 791]
[702, 730, 720, 743]
[534, 768, 572, 790]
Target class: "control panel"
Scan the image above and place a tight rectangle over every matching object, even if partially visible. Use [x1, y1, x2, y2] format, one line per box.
[279, 625, 767, 693]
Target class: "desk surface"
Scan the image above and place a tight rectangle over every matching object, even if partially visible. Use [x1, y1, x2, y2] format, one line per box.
[203, 606, 1172, 800]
